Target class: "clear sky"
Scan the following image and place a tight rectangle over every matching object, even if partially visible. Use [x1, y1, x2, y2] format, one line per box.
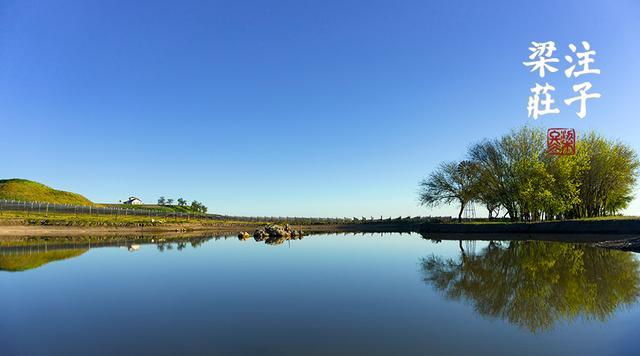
[1, 0, 639, 218]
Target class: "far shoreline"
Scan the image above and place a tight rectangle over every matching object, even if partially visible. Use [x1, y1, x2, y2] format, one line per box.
[1, 218, 639, 245]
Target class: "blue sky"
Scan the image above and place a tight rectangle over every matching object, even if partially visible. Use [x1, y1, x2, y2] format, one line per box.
[1, 0, 639, 217]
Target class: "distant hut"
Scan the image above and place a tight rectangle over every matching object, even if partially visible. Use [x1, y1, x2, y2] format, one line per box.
[123, 196, 143, 205]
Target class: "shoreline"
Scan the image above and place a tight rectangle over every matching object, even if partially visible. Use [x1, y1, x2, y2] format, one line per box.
[0, 223, 327, 238]
[2, 218, 640, 237]
[419, 219, 640, 235]
[1, 218, 639, 247]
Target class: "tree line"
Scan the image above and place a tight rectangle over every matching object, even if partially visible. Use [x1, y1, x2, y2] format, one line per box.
[158, 196, 208, 213]
[419, 126, 639, 222]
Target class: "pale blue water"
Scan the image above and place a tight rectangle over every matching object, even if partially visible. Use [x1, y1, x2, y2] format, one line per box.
[1, 233, 639, 355]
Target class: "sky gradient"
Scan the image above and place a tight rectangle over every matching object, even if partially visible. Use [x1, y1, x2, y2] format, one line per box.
[1, 0, 639, 217]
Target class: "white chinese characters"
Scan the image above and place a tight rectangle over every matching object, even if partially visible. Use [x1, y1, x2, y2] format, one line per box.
[564, 41, 600, 78]
[527, 83, 560, 119]
[524, 41, 601, 119]
[523, 41, 559, 78]
[564, 82, 601, 119]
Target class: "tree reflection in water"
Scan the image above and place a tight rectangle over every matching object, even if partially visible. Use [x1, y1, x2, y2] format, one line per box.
[420, 241, 640, 333]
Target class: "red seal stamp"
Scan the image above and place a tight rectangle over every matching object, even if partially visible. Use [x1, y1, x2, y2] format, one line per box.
[547, 128, 576, 155]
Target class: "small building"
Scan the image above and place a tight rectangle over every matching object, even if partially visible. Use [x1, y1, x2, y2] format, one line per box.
[123, 196, 143, 205]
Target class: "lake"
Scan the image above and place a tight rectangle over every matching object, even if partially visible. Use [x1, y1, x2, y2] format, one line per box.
[1, 233, 639, 355]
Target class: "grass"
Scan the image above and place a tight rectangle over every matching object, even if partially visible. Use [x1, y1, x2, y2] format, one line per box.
[570, 215, 640, 221]
[0, 209, 360, 229]
[0, 209, 259, 227]
[457, 215, 640, 224]
[0, 179, 93, 206]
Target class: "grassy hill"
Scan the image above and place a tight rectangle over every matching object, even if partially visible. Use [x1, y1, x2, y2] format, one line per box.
[0, 179, 94, 206]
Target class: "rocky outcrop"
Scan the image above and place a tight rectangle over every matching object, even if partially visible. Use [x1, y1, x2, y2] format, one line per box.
[253, 229, 269, 241]
[265, 224, 289, 237]
[253, 224, 304, 243]
[237, 231, 251, 240]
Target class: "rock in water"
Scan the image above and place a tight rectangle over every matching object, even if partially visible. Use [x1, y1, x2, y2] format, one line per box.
[253, 229, 269, 241]
[265, 224, 290, 237]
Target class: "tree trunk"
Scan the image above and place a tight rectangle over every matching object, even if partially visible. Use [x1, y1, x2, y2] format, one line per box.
[458, 202, 465, 223]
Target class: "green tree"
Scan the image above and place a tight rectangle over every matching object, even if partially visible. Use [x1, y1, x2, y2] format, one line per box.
[569, 133, 639, 218]
[468, 139, 519, 220]
[177, 198, 187, 206]
[423, 126, 638, 221]
[419, 161, 481, 222]
[157, 196, 166, 205]
[500, 126, 555, 221]
[190, 200, 208, 213]
[542, 153, 582, 219]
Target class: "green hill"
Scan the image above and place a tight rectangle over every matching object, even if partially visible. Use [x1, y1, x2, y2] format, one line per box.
[0, 179, 94, 206]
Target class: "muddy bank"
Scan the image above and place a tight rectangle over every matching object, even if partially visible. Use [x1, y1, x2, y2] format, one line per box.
[420, 232, 639, 243]
[0, 221, 419, 239]
[0, 223, 398, 245]
[596, 237, 640, 253]
[419, 219, 640, 235]
[2, 219, 639, 246]
[0, 223, 260, 238]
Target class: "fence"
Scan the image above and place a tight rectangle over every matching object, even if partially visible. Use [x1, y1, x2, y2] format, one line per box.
[0, 199, 450, 225]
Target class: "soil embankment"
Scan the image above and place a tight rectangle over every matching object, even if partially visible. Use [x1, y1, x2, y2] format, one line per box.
[419, 219, 640, 235]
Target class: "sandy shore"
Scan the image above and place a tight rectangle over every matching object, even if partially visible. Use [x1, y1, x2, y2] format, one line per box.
[0, 223, 366, 239]
[0, 224, 215, 237]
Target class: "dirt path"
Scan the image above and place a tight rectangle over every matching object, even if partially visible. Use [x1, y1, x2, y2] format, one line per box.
[0, 224, 253, 238]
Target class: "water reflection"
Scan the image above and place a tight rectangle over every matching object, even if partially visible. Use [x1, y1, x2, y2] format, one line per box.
[0, 232, 415, 272]
[0, 236, 221, 271]
[420, 240, 640, 333]
[0, 247, 88, 272]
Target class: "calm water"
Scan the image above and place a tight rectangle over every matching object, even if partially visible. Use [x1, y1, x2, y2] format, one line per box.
[1, 233, 640, 355]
